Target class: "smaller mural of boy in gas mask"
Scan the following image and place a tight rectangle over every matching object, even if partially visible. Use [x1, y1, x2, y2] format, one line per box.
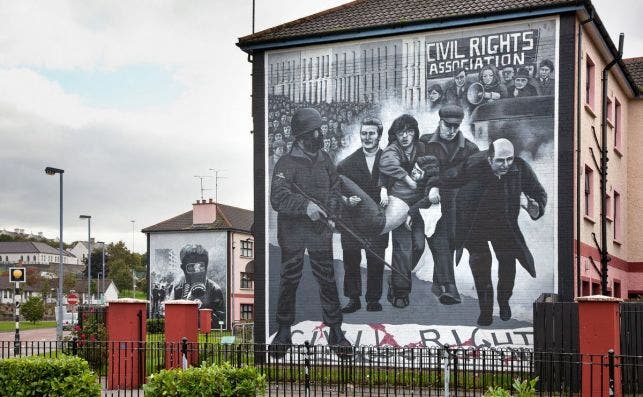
[173, 244, 225, 325]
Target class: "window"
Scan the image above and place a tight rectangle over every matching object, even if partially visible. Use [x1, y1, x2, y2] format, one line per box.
[613, 280, 621, 298]
[614, 190, 621, 241]
[585, 55, 595, 109]
[343, 53, 347, 75]
[334, 54, 338, 75]
[614, 98, 622, 150]
[325, 55, 329, 77]
[581, 280, 590, 296]
[584, 166, 594, 218]
[240, 304, 254, 321]
[241, 240, 253, 258]
[33, 255, 36, 262]
[240, 272, 254, 289]
[591, 281, 601, 295]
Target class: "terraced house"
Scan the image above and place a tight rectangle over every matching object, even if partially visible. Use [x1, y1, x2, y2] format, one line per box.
[237, 0, 642, 348]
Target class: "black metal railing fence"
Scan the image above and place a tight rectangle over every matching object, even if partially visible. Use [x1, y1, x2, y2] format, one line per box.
[1, 340, 642, 396]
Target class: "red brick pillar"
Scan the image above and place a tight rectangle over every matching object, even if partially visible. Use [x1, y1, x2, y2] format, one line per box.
[199, 309, 212, 333]
[164, 300, 199, 368]
[106, 298, 147, 390]
[577, 296, 622, 396]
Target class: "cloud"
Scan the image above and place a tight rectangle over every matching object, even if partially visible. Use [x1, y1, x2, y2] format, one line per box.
[1, 0, 636, 250]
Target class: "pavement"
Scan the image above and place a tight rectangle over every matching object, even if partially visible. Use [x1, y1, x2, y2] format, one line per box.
[0, 327, 70, 342]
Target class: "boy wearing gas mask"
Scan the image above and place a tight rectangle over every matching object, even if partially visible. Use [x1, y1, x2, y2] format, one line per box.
[173, 244, 225, 325]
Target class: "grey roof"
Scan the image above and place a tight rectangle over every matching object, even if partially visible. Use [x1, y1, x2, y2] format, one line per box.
[73, 241, 106, 250]
[624, 57, 643, 94]
[237, 0, 640, 96]
[238, 0, 579, 47]
[0, 241, 75, 257]
[142, 203, 253, 234]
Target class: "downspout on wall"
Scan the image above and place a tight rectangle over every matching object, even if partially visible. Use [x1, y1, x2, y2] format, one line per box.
[599, 33, 624, 295]
[576, 12, 594, 297]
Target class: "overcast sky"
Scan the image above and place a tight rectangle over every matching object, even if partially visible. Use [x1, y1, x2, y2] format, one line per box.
[0, 0, 640, 253]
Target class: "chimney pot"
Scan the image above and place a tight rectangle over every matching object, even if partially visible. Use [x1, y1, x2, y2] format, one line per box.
[209, 198, 213, 203]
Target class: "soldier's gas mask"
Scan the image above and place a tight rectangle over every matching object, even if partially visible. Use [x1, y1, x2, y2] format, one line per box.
[182, 261, 208, 305]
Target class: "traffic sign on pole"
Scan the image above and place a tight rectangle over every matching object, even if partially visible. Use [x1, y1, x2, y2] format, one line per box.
[67, 293, 79, 305]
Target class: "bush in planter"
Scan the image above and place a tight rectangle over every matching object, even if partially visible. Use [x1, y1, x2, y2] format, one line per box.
[0, 355, 100, 397]
[144, 362, 267, 397]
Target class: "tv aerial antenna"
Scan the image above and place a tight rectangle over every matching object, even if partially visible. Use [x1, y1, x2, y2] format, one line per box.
[194, 175, 212, 201]
[209, 169, 227, 203]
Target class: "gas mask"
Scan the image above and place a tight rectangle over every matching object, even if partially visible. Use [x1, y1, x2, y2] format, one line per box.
[182, 261, 208, 306]
[301, 130, 323, 153]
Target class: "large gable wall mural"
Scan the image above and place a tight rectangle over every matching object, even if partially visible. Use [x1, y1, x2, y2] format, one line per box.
[264, 18, 558, 354]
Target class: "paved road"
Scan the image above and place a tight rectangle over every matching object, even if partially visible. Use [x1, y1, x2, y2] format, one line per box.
[0, 327, 70, 342]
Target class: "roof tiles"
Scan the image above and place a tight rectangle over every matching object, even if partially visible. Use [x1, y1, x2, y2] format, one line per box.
[624, 57, 643, 93]
[142, 203, 253, 233]
[238, 0, 579, 47]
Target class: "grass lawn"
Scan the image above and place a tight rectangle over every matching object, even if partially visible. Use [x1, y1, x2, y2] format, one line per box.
[119, 290, 147, 299]
[0, 321, 57, 332]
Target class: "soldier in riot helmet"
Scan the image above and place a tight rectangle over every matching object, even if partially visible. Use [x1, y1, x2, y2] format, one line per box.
[270, 107, 351, 357]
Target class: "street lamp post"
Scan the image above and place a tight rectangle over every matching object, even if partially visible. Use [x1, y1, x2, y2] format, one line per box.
[45, 166, 64, 342]
[101, 243, 105, 300]
[130, 220, 135, 253]
[97, 241, 105, 303]
[80, 215, 91, 304]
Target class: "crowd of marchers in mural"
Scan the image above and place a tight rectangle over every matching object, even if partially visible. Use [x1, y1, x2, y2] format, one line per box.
[266, 21, 557, 355]
[267, 59, 555, 166]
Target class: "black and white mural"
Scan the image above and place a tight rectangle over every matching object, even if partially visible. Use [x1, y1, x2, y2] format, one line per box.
[265, 18, 558, 354]
[149, 232, 227, 328]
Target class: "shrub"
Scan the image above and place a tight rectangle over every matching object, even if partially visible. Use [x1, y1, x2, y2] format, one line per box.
[483, 377, 539, 397]
[483, 386, 511, 397]
[144, 362, 267, 397]
[147, 317, 165, 333]
[70, 316, 107, 370]
[0, 355, 100, 397]
[22, 296, 45, 323]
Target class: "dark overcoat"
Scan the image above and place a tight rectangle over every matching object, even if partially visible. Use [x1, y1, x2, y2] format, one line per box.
[337, 148, 388, 250]
[453, 151, 547, 277]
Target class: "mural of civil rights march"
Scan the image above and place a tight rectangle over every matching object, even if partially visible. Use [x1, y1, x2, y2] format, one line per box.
[149, 232, 227, 328]
[265, 18, 558, 353]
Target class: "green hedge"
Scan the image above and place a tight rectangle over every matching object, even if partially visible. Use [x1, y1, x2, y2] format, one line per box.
[147, 318, 165, 333]
[144, 362, 266, 397]
[0, 355, 101, 397]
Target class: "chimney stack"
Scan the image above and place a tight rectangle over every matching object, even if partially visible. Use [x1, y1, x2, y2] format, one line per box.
[193, 199, 217, 225]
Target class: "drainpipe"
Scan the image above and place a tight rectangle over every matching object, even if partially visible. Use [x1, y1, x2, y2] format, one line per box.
[576, 12, 594, 298]
[599, 33, 624, 295]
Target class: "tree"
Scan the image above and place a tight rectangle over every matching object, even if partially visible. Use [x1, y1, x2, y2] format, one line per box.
[22, 296, 45, 323]
[82, 249, 108, 280]
[108, 258, 133, 291]
[63, 273, 77, 293]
